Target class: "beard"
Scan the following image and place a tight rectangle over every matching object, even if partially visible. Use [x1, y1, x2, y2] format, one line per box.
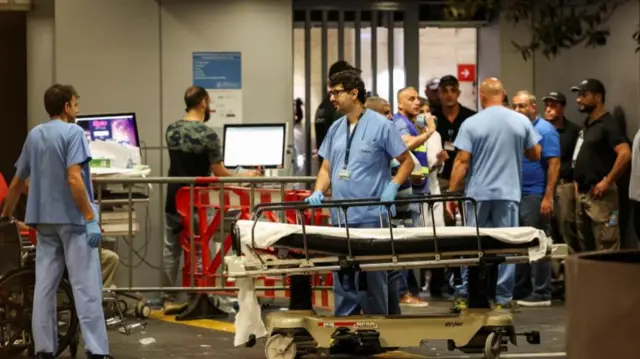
[578, 104, 596, 114]
[204, 108, 211, 123]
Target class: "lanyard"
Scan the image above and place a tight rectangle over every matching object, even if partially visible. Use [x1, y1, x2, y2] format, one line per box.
[343, 110, 366, 169]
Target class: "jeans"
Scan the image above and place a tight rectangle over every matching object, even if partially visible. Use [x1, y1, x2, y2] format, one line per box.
[514, 195, 553, 300]
[163, 211, 214, 301]
[333, 221, 401, 316]
[393, 211, 422, 297]
[452, 200, 519, 305]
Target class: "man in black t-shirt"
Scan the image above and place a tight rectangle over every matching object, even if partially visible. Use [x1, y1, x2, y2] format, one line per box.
[434, 75, 476, 214]
[163, 86, 260, 314]
[571, 79, 631, 252]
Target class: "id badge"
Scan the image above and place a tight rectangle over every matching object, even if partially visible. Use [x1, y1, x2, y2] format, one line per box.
[444, 141, 455, 151]
[338, 168, 351, 180]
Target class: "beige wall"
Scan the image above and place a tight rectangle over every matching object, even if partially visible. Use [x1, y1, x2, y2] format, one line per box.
[28, 0, 293, 288]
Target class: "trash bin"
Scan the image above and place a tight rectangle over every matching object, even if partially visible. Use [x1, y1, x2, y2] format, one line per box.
[565, 250, 640, 358]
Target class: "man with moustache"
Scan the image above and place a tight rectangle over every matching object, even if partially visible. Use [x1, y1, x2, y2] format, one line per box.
[305, 70, 414, 316]
[541, 91, 582, 252]
[511, 90, 560, 307]
[162, 86, 261, 314]
[424, 77, 441, 110]
[571, 79, 631, 252]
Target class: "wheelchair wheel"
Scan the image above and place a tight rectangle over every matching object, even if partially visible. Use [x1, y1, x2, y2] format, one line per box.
[0, 268, 79, 358]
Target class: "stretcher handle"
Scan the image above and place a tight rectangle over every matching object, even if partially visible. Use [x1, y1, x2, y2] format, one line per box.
[252, 193, 476, 215]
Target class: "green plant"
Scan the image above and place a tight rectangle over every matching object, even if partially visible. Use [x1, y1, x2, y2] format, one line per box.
[444, 0, 639, 60]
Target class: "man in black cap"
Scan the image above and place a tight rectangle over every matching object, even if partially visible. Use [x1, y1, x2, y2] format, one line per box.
[434, 75, 476, 221]
[541, 91, 582, 252]
[571, 79, 631, 252]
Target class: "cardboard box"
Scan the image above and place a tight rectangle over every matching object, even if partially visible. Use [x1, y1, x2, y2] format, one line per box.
[565, 250, 640, 358]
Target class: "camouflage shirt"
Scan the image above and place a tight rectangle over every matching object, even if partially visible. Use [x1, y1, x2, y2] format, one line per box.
[165, 119, 222, 214]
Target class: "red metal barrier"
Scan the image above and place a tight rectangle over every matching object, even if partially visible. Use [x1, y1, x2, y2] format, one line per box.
[174, 179, 330, 291]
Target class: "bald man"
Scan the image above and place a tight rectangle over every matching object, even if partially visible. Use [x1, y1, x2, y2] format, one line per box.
[445, 77, 542, 310]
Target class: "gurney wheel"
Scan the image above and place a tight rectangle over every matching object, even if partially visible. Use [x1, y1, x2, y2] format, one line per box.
[135, 302, 151, 319]
[265, 334, 297, 359]
[483, 332, 502, 359]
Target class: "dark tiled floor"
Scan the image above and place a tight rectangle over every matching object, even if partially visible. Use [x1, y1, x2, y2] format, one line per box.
[46, 300, 566, 359]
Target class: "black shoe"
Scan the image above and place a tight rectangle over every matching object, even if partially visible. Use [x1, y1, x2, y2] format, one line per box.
[35, 353, 55, 359]
[85, 351, 114, 359]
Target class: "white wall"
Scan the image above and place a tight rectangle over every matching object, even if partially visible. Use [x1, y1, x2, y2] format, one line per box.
[27, 0, 293, 289]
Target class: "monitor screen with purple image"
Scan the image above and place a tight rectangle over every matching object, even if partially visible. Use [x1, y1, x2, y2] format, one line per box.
[76, 113, 140, 147]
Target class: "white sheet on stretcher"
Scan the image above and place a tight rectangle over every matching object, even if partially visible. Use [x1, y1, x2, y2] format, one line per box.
[230, 220, 552, 347]
[234, 219, 551, 261]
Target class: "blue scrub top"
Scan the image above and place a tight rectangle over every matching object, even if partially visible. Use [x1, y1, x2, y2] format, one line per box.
[319, 109, 407, 224]
[392, 113, 429, 194]
[453, 106, 541, 203]
[15, 120, 94, 227]
[521, 117, 561, 196]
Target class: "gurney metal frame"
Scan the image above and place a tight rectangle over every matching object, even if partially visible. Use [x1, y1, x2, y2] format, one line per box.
[225, 194, 568, 359]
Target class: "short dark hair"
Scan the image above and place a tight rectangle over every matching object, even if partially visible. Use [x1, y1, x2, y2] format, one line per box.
[184, 86, 209, 112]
[329, 69, 367, 104]
[418, 97, 430, 108]
[329, 61, 355, 77]
[44, 84, 78, 117]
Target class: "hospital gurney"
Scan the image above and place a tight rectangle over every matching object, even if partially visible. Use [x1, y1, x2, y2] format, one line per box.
[224, 195, 568, 359]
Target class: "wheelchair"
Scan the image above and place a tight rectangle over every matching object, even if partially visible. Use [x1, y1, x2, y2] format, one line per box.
[0, 217, 80, 358]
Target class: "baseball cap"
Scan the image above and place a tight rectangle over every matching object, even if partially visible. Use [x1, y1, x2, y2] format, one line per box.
[426, 77, 440, 90]
[542, 91, 567, 104]
[571, 79, 605, 95]
[439, 75, 459, 88]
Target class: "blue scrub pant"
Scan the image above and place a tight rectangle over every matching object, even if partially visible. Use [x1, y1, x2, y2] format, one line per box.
[514, 195, 553, 300]
[333, 221, 401, 316]
[33, 224, 109, 355]
[452, 200, 519, 305]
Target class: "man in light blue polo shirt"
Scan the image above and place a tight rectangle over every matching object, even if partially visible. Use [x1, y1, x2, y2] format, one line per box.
[445, 78, 541, 309]
[511, 90, 560, 307]
[305, 70, 414, 316]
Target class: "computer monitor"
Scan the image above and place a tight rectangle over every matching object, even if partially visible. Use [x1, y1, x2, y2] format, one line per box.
[223, 123, 286, 169]
[76, 113, 140, 147]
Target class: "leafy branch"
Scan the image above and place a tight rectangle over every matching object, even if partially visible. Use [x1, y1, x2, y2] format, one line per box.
[444, 0, 639, 60]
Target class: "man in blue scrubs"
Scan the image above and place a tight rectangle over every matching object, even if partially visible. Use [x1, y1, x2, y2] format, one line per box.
[305, 70, 414, 316]
[1, 85, 110, 359]
[445, 78, 541, 309]
[511, 91, 560, 307]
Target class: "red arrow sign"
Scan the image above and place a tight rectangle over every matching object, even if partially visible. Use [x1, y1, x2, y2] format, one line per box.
[457, 64, 476, 82]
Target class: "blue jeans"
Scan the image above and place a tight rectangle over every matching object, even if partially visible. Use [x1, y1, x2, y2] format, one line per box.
[514, 195, 552, 300]
[332, 221, 401, 316]
[452, 200, 519, 305]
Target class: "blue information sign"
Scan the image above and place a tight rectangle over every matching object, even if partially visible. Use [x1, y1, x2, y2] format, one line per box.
[192, 52, 242, 90]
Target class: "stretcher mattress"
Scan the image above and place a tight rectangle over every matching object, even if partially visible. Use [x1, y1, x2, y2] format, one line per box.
[234, 220, 551, 260]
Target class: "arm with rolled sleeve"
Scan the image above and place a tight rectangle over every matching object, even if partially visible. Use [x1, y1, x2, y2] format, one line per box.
[449, 123, 473, 192]
[66, 126, 95, 222]
[524, 120, 542, 161]
[603, 119, 632, 185]
[383, 121, 413, 185]
[541, 126, 561, 214]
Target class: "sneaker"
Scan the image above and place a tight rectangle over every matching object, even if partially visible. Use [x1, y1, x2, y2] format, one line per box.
[163, 301, 188, 315]
[399, 294, 429, 308]
[451, 297, 468, 312]
[517, 296, 552, 307]
[495, 301, 520, 312]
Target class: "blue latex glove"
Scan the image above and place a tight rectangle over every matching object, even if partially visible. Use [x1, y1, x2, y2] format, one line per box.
[380, 182, 400, 217]
[86, 204, 102, 248]
[305, 191, 325, 206]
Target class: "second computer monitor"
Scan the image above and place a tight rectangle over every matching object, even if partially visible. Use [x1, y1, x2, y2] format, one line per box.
[223, 123, 286, 169]
[76, 113, 140, 147]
